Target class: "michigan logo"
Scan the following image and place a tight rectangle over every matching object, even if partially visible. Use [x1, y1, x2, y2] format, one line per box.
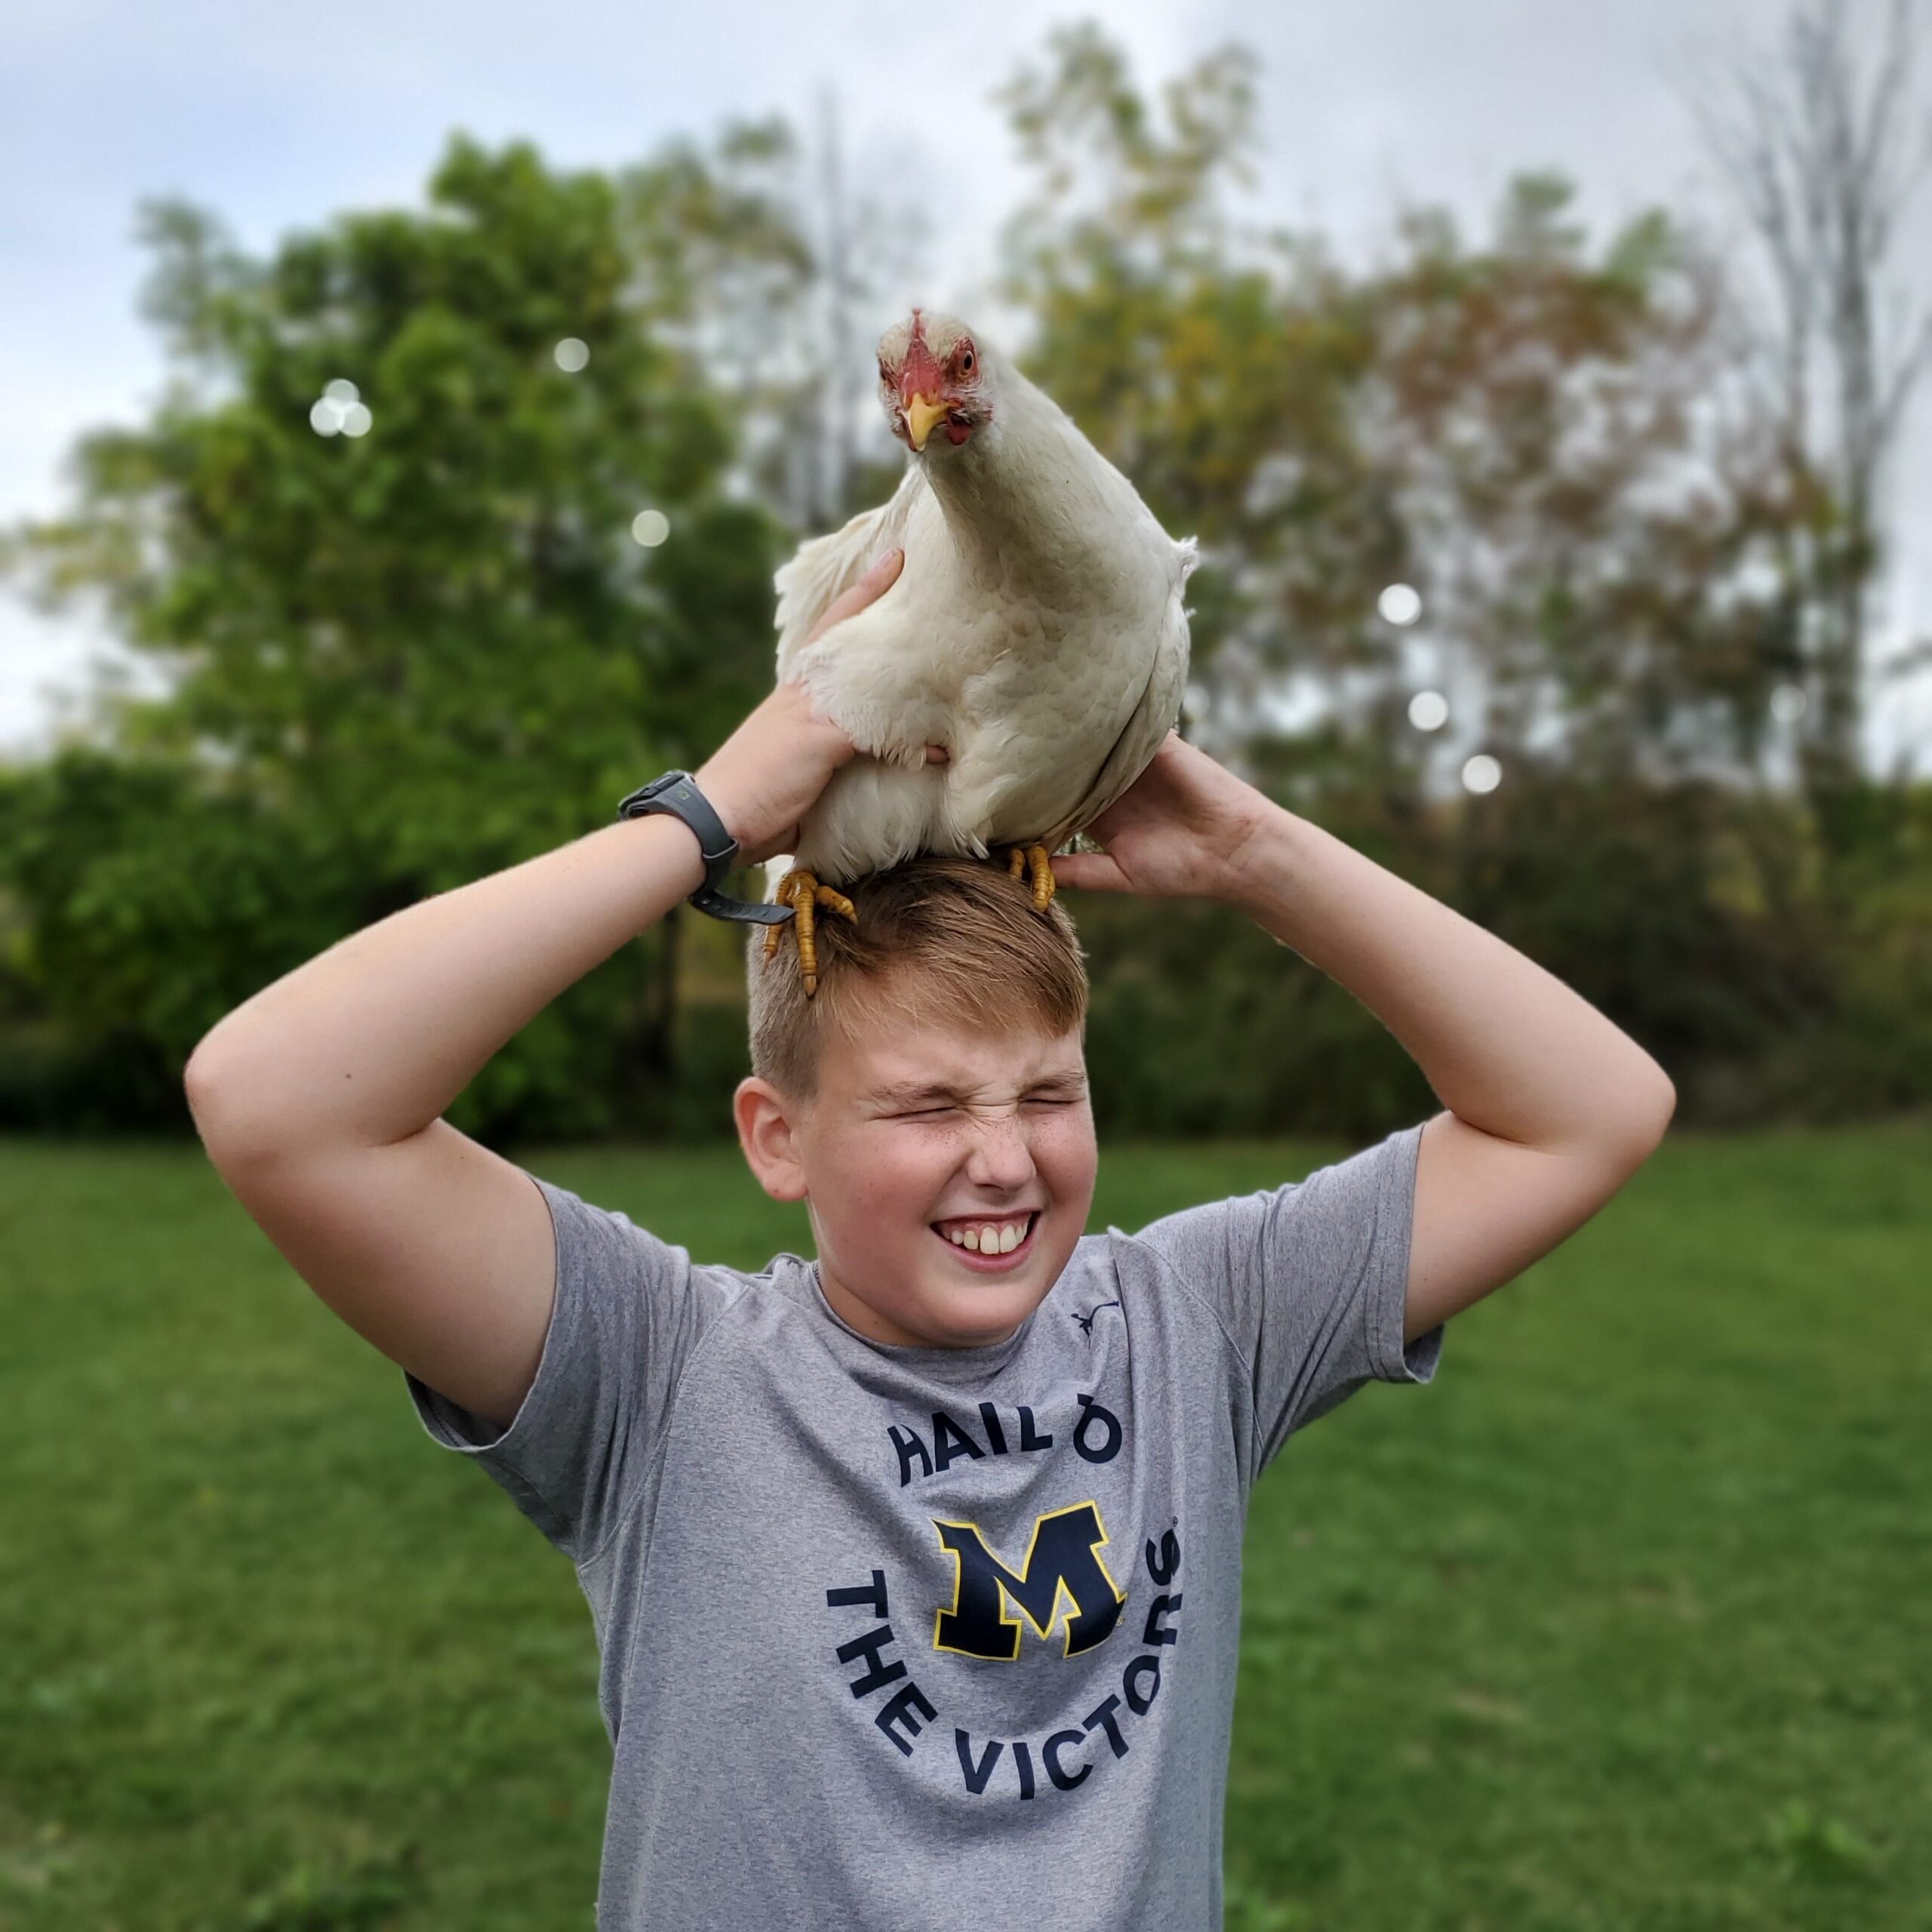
[932, 1502, 1125, 1660]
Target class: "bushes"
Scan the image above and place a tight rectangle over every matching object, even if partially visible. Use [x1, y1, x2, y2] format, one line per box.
[1078, 775, 1930, 1139]
[3, 741, 1925, 1143]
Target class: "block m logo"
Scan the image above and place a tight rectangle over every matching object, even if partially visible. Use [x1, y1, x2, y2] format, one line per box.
[932, 1501, 1125, 1660]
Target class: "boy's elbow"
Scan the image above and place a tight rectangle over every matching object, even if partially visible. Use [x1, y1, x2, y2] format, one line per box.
[1607, 1059, 1676, 1168]
[183, 1040, 282, 1165]
[183, 1040, 240, 1131]
[183, 1023, 239, 1108]
[183, 1046, 220, 1128]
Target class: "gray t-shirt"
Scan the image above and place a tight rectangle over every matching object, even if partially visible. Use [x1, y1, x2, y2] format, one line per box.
[406, 1123, 1442, 1931]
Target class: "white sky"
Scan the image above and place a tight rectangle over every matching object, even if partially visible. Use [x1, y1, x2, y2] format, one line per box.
[3, 0, 1927, 767]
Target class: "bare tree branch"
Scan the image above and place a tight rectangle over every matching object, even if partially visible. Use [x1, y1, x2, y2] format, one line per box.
[1693, 0, 1931, 798]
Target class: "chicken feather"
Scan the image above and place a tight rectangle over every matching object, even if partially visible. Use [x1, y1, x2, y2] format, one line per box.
[769, 312, 1195, 891]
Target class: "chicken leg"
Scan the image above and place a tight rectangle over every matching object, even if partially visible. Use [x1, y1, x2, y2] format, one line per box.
[761, 869, 857, 997]
[1004, 843, 1057, 913]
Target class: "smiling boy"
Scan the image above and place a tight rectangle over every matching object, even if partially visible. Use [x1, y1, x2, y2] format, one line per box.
[185, 553, 1674, 1929]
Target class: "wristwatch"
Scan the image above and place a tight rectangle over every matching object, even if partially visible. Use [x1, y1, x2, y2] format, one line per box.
[616, 771, 794, 924]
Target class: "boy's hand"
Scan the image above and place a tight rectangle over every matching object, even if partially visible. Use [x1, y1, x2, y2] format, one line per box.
[1051, 732, 1274, 902]
[696, 549, 943, 865]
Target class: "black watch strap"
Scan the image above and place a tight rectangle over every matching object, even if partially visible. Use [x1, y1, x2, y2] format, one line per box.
[616, 771, 794, 925]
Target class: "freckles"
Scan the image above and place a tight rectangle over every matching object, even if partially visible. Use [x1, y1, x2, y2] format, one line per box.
[848, 1128, 963, 1218]
[1035, 1115, 1097, 1187]
[909, 1129, 971, 1198]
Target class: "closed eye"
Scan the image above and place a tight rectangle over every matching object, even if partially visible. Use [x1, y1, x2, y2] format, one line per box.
[891, 1101, 1074, 1120]
[879, 1084, 1083, 1119]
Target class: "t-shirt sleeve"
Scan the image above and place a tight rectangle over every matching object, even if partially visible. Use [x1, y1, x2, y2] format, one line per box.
[402, 1172, 742, 1564]
[1129, 1122, 1442, 1472]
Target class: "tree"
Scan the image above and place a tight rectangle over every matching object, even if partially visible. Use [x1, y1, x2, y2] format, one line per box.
[1000, 29, 1804, 798]
[3, 33, 1926, 1140]
[1696, 0, 1932, 812]
[617, 108, 922, 531]
[997, 26, 1897, 1132]
[1357, 178, 1806, 791]
[998, 25, 1390, 742]
[2, 136, 796, 1136]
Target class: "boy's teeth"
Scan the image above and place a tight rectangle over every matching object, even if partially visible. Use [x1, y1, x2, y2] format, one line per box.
[943, 1217, 1032, 1254]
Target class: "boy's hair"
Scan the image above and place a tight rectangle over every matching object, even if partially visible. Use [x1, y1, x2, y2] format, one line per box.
[747, 856, 1088, 1098]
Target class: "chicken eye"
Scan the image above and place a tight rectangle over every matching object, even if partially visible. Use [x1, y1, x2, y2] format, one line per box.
[958, 346, 975, 374]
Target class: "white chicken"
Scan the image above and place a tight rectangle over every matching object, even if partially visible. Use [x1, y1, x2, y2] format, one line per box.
[765, 307, 1195, 992]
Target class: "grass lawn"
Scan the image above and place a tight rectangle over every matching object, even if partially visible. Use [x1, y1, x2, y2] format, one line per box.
[2, 1126, 1928, 1930]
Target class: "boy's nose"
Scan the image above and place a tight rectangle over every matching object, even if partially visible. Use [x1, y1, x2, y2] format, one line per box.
[962, 1112, 1036, 1191]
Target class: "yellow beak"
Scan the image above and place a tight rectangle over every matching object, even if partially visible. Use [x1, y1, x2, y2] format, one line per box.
[904, 392, 949, 452]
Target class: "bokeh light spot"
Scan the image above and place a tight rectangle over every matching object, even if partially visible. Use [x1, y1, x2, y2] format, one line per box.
[1379, 583, 1423, 626]
[1461, 754, 1503, 795]
[309, 398, 344, 436]
[1407, 690, 1449, 731]
[632, 509, 670, 548]
[555, 338, 590, 373]
[1769, 683, 1808, 724]
[323, 378, 360, 405]
[340, 402, 373, 438]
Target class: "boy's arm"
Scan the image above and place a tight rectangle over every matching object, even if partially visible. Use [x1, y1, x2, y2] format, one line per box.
[1054, 734, 1676, 1344]
[185, 552, 906, 1429]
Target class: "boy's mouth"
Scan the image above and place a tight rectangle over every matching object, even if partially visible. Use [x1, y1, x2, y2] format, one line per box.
[930, 1211, 1038, 1269]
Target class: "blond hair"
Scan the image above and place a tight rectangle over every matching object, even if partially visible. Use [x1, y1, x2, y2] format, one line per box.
[747, 857, 1088, 1097]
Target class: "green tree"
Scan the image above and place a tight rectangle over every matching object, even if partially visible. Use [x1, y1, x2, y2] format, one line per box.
[2, 135, 796, 1137]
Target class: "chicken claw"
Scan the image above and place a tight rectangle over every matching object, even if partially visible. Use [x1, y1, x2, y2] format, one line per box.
[765, 869, 857, 997]
[1001, 844, 1057, 914]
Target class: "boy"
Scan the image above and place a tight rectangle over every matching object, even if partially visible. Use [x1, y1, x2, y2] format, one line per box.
[185, 553, 1675, 1928]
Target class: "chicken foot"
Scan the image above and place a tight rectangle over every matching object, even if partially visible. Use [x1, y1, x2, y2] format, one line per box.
[1004, 844, 1057, 914]
[761, 869, 857, 997]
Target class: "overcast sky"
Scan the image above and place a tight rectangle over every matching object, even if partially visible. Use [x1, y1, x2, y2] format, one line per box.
[3, 0, 1927, 764]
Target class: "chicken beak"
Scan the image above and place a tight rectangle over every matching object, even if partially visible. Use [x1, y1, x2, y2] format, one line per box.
[903, 392, 949, 452]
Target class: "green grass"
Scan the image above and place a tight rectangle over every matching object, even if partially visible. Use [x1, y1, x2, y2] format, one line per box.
[2, 1127, 1928, 1930]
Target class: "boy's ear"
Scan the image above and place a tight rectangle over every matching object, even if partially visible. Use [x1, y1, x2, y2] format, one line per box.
[734, 1076, 809, 1202]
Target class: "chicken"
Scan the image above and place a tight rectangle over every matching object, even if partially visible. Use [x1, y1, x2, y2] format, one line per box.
[764, 307, 1195, 992]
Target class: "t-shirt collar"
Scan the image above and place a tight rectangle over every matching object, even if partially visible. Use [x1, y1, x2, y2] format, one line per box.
[795, 1256, 1042, 1383]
